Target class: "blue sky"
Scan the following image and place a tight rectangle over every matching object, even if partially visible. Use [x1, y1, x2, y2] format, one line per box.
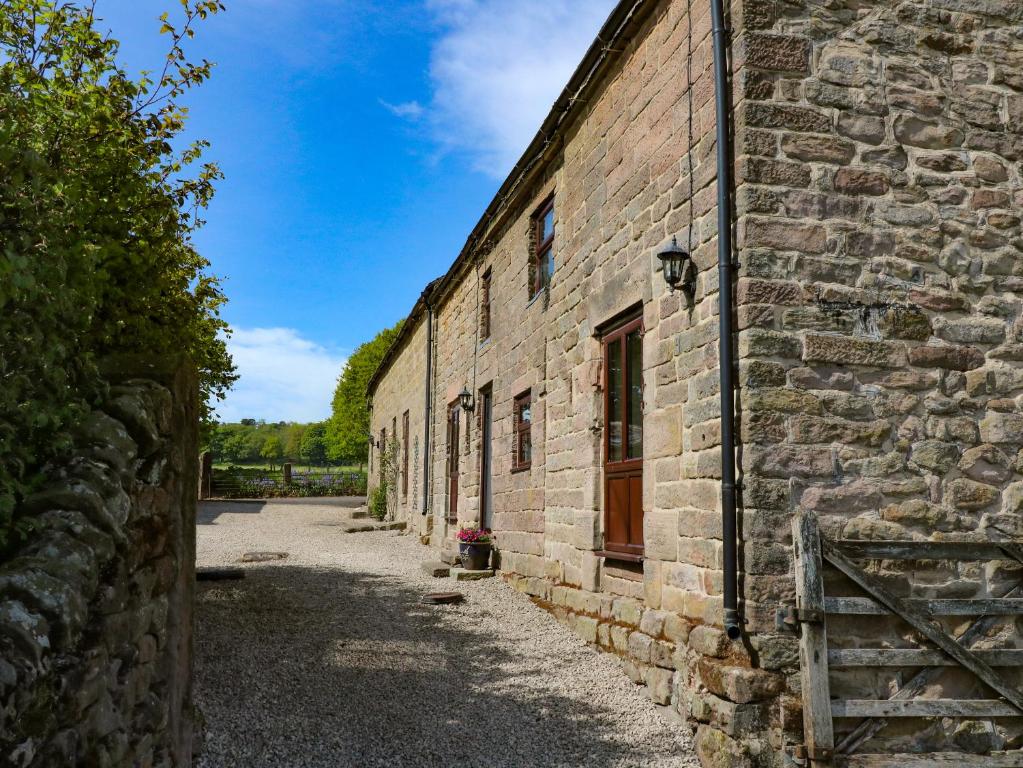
[99, 0, 616, 422]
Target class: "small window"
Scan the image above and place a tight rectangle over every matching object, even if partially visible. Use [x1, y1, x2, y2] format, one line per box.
[532, 197, 554, 299]
[480, 268, 492, 341]
[513, 391, 532, 471]
[379, 427, 386, 473]
[401, 411, 410, 497]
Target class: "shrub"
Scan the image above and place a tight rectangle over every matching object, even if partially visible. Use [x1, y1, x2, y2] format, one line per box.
[369, 485, 388, 520]
[0, 1, 236, 547]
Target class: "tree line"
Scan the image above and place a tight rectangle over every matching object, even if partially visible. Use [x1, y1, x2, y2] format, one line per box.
[203, 421, 329, 468]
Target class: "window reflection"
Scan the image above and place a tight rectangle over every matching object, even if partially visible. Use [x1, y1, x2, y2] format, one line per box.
[627, 330, 643, 460]
[607, 339, 623, 463]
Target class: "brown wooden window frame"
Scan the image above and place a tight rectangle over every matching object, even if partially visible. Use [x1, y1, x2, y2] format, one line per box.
[531, 196, 555, 300]
[512, 390, 532, 472]
[603, 316, 644, 471]
[401, 410, 410, 498]
[480, 268, 492, 341]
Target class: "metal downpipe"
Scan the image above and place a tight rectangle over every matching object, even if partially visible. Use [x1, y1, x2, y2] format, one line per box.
[710, 0, 741, 641]
[422, 292, 434, 516]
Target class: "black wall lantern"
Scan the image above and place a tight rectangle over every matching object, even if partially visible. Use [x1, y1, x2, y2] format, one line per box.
[657, 236, 692, 294]
[458, 386, 475, 412]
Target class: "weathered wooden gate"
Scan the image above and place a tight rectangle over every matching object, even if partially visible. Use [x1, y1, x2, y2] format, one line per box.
[792, 510, 1023, 766]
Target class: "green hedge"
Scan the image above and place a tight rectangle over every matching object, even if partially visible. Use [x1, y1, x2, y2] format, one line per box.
[0, 1, 235, 548]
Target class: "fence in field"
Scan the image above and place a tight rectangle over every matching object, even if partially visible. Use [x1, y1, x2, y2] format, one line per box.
[209, 464, 367, 499]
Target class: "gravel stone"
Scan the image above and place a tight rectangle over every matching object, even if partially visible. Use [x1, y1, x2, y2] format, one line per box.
[195, 501, 698, 767]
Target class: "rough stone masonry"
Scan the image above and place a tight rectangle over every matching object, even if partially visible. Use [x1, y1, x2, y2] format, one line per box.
[368, 0, 1023, 764]
[0, 359, 198, 767]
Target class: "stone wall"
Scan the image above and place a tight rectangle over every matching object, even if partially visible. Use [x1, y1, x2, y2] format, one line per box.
[369, 0, 1023, 764]
[730, 0, 1023, 760]
[0, 359, 198, 767]
[369, 316, 430, 534]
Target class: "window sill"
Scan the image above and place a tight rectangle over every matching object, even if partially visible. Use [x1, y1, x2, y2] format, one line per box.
[597, 549, 644, 564]
[526, 290, 547, 309]
[511, 464, 531, 474]
[479, 337, 492, 351]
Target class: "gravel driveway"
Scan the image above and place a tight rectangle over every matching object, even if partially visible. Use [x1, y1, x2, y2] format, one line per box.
[195, 500, 699, 768]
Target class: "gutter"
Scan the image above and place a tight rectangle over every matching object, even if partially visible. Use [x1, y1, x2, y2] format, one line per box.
[710, 0, 741, 641]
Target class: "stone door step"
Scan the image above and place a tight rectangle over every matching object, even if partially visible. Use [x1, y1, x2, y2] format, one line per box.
[239, 551, 288, 563]
[421, 561, 451, 577]
[342, 520, 407, 533]
[455, 569, 495, 581]
[439, 550, 461, 565]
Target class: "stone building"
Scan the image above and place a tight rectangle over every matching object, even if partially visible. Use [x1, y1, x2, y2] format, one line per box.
[368, 0, 1023, 764]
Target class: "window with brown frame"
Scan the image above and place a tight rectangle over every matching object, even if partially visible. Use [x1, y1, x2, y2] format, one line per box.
[480, 268, 492, 341]
[401, 411, 410, 497]
[379, 427, 386, 476]
[512, 391, 532, 471]
[531, 197, 554, 299]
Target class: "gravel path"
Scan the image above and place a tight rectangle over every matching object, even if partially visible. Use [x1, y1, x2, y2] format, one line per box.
[195, 501, 699, 768]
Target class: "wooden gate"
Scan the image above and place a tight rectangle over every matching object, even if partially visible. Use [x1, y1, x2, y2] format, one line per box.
[792, 510, 1023, 766]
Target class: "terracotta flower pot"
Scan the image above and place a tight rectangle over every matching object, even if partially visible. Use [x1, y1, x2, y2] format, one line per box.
[459, 542, 492, 571]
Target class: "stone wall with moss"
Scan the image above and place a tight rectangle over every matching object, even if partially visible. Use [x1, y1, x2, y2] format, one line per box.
[0, 359, 198, 767]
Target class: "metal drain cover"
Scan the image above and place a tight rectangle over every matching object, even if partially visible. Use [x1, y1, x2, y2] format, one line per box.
[421, 592, 464, 605]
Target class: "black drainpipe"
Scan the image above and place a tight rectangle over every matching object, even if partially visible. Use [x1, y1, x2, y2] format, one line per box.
[711, 0, 741, 641]
[422, 291, 434, 516]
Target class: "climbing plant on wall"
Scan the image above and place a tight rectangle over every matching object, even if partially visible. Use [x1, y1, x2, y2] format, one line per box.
[369, 434, 400, 521]
[0, 0, 236, 547]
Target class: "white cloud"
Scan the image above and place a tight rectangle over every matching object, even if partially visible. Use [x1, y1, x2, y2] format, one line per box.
[216, 328, 347, 424]
[425, 0, 618, 177]
[380, 98, 425, 120]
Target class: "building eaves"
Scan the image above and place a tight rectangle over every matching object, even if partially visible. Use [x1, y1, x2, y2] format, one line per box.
[367, 0, 656, 397]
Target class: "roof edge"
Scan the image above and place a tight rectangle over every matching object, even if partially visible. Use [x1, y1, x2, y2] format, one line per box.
[367, 0, 656, 398]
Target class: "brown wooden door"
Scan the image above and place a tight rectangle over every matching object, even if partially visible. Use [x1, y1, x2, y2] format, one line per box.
[447, 402, 461, 520]
[603, 316, 644, 557]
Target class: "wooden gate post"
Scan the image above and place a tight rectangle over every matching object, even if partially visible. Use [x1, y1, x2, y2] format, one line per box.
[283, 463, 292, 487]
[793, 510, 835, 765]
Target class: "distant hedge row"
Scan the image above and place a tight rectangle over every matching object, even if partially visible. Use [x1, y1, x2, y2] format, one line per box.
[211, 467, 368, 499]
[0, 1, 235, 548]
